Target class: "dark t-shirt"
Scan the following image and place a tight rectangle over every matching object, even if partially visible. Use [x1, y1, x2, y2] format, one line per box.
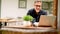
[27, 9, 47, 22]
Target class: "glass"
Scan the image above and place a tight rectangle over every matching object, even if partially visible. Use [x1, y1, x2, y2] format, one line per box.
[35, 5, 41, 7]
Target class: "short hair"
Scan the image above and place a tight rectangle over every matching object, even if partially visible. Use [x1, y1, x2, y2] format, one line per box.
[34, 0, 42, 3]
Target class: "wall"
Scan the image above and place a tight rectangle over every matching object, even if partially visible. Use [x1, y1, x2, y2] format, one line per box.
[1, 0, 54, 18]
[1, 0, 34, 18]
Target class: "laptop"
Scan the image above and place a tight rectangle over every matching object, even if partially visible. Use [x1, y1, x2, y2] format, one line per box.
[38, 15, 56, 27]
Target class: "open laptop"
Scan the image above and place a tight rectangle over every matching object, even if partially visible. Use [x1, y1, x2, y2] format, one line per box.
[38, 15, 56, 27]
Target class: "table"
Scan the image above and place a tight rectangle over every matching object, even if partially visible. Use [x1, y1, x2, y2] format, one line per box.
[0, 18, 21, 26]
[1, 27, 58, 34]
[0, 18, 57, 34]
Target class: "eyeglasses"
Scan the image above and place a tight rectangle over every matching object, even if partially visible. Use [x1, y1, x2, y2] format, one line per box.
[35, 5, 41, 7]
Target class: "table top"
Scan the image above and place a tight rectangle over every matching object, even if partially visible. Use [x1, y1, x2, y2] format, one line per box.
[1, 26, 56, 32]
[0, 18, 22, 22]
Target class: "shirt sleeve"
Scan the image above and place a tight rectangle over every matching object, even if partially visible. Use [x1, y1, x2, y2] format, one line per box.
[45, 12, 47, 15]
[43, 11, 47, 15]
[27, 10, 31, 15]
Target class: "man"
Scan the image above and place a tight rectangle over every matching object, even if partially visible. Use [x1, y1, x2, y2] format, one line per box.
[27, 0, 47, 22]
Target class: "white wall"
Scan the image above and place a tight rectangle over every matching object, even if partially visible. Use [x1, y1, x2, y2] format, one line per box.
[1, 0, 54, 18]
[58, 0, 60, 29]
[1, 0, 34, 18]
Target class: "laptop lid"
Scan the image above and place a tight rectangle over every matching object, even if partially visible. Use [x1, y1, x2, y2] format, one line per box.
[38, 15, 56, 27]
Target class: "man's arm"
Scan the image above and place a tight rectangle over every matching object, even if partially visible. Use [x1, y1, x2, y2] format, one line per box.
[27, 10, 31, 15]
[44, 12, 47, 15]
[43, 11, 47, 15]
[27, 10, 36, 23]
[27, 11, 30, 15]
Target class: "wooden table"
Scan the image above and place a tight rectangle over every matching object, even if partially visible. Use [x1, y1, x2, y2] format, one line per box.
[0, 18, 21, 22]
[0, 18, 21, 26]
[0, 18, 58, 34]
[2, 30, 57, 34]
[1, 27, 58, 34]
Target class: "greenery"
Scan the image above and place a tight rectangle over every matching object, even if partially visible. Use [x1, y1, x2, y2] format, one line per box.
[23, 15, 33, 21]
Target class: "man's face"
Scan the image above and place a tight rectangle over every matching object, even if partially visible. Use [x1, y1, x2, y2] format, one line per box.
[34, 2, 42, 13]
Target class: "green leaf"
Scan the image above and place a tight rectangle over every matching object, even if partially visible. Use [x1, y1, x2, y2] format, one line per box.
[23, 15, 33, 21]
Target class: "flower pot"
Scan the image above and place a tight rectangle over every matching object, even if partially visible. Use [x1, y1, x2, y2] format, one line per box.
[22, 21, 31, 27]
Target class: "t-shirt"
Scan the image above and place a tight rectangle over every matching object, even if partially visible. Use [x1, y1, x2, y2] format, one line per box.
[27, 8, 47, 22]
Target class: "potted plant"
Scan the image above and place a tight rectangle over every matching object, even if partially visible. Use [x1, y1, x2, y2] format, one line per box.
[23, 15, 33, 27]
